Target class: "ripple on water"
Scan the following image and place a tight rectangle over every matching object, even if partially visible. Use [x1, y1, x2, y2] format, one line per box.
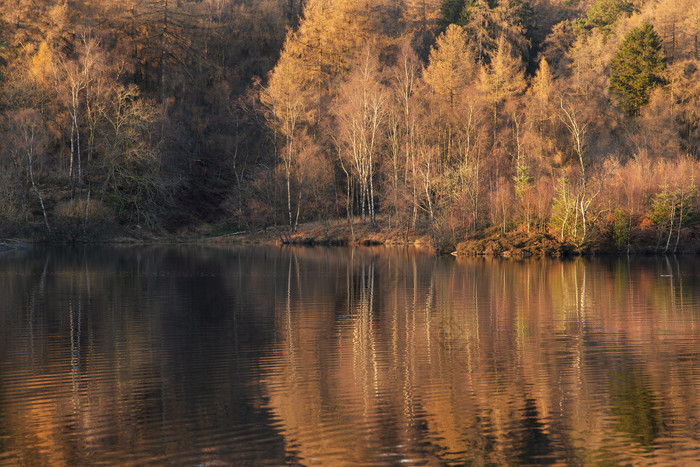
[1, 248, 700, 465]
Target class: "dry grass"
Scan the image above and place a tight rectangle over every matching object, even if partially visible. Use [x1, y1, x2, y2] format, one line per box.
[204, 215, 434, 247]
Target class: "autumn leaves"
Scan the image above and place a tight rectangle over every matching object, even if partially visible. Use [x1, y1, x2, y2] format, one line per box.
[261, 0, 700, 249]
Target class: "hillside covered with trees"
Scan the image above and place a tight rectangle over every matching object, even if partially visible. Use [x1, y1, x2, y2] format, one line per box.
[0, 0, 699, 251]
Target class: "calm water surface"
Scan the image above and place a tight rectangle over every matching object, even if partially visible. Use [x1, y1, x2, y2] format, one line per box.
[1, 246, 699, 465]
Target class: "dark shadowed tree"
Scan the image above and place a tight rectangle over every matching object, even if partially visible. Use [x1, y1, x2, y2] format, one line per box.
[439, 0, 469, 32]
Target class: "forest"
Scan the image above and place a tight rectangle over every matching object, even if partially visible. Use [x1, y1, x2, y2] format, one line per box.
[0, 0, 698, 251]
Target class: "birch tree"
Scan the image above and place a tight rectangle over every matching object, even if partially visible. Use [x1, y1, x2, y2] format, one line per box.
[334, 49, 388, 227]
[262, 30, 318, 231]
[8, 109, 51, 233]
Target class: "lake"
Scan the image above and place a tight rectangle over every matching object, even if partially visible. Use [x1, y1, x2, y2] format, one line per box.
[0, 246, 699, 465]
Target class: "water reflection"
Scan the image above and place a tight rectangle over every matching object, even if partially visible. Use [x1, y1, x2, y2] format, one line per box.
[0, 247, 699, 465]
[263, 252, 700, 465]
[0, 247, 286, 466]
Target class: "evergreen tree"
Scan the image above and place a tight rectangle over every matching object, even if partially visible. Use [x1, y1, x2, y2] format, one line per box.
[610, 23, 666, 116]
[438, 0, 467, 31]
[574, 0, 634, 37]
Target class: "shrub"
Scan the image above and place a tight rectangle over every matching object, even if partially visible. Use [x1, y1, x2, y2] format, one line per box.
[611, 210, 630, 251]
[53, 198, 117, 242]
[648, 184, 698, 252]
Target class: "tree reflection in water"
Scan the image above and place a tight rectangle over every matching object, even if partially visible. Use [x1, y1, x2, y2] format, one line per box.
[0, 247, 699, 465]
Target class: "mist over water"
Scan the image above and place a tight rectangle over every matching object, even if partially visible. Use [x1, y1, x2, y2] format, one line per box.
[0, 246, 699, 465]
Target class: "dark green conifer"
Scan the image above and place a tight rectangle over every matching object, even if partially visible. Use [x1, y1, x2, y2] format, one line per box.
[438, 0, 467, 31]
[574, 0, 634, 37]
[610, 23, 666, 116]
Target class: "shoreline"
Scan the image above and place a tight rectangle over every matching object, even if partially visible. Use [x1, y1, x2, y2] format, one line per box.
[5, 218, 700, 258]
[452, 226, 700, 258]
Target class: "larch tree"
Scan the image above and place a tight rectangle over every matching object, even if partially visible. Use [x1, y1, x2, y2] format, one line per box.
[478, 35, 526, 144]
[270, 0, 396, 100]
[263, 0, 396, 124]
[402, 0, 441, 55]
[423, 23, 478, 189]
[665, 60, 700, 156]
[648, 0, 700, 61]
[464, 0, 497, 62]
[453, 0, 533, 63]
[527, 57, 554, 156]
[264, 0, 397, 229]
[94, 0, 207, 100]
[423, 24, 477, 107]
[262, 41, 315, 230]
[489, 0, 533, 63]
[540, 20, 575, 78]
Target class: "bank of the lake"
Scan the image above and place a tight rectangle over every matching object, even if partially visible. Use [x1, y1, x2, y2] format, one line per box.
[201, 218, 700, 258]
[199, 217, 435, 249]
[7, 215, 700, 258]
[453, 224, 700, 258]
